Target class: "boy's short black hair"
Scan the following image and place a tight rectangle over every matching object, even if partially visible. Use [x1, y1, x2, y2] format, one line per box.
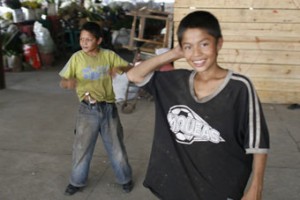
[81, 22, 103, 39]
[177, 11, 222, 46]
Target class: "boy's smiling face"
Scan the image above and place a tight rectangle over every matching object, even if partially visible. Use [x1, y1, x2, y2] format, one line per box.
[181, 28, 223, 73]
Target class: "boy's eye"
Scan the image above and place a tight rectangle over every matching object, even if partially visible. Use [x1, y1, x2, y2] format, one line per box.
[183, 45, 191, 50]
[201, 42, 209, 47]
[80, 38, 94, 42]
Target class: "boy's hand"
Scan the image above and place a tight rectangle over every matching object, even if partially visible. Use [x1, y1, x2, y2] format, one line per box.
[60, 78, 77, 89]
[241, 186, 262, 200]
[66, 79, 77, 89]
[109, 67, 121, 78]
[109, 65, 133, 77]
[173, 45, 184, 59]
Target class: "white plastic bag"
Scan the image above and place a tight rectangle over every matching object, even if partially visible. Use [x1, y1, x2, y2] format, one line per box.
[113, 73, 139, 102]
[33, 21, 55, 54]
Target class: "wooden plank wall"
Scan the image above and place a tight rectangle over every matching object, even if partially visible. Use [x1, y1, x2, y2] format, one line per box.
[173, 0, 300, 104]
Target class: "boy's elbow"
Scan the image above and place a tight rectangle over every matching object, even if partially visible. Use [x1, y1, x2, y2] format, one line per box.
[126, 71, 137, 83]
[126, 71, 144, 84]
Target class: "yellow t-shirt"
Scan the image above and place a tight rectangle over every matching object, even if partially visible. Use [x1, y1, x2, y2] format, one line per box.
[59, 49, 128, 102]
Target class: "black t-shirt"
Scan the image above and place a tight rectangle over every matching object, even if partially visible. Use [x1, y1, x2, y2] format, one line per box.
[141, 69, 269, 200]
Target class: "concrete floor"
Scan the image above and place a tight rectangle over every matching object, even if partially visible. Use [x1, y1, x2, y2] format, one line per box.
[0, 59, 299, 200]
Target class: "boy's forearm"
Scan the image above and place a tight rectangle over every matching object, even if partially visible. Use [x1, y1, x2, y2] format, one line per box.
[127, 48, 182, 84]
[251, 154, 267, 187]
[119, 65, 133, 73]
[243, 153, 268, 199]
[59, 78, 76, 89]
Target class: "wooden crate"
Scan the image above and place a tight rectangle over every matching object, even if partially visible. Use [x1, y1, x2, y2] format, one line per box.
[124, 9, 173, 54]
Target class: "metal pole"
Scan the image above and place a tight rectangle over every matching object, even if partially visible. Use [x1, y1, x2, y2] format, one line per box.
[0, 31, 6, 89]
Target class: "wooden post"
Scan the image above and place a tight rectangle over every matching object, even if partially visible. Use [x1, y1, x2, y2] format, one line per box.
[129, 13, 137, 48]
[0, 31, 6, 89]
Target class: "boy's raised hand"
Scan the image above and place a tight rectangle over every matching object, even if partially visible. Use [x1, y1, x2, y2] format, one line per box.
[173, 45, 184, 59]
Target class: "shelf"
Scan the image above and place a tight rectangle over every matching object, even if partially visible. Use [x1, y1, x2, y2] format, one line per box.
[125, 9, 173, 53]
[126, 10, 171, 21]
[133, 38, 164, 45]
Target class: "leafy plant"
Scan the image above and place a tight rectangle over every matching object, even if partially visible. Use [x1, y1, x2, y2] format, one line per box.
[36, 0, 55, 4]
[1, 31, 23, 57]
[21, 1, 42, 9]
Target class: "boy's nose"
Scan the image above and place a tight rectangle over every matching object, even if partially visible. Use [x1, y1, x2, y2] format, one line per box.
[193, 47, 202, 56]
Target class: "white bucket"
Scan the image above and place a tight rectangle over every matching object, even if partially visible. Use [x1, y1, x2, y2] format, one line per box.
[22, 7, 36, 21]
[12, 9, 24, 23]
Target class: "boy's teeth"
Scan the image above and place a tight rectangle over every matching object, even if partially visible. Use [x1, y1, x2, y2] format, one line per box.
[193, 60, 204, 64]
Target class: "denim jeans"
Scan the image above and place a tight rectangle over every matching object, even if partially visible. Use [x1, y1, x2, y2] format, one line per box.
[69, 101, 132, 187]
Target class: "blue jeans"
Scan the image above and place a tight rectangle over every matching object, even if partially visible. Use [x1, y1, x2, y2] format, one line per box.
[69, 102, 132, 187]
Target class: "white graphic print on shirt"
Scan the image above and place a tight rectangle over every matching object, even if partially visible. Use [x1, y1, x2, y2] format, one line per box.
[167, 105, 225, 144]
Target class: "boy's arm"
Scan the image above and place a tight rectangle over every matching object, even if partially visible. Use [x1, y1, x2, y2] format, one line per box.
[59, 78, 77, 89]
[127, 46, 184, 84]
[111, 64, 133, 76]
[120, 64, 134, 73]
[242, 153, 268, 200]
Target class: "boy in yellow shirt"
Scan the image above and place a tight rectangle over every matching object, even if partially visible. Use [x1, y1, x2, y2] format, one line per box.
[59, 22, 133, 195]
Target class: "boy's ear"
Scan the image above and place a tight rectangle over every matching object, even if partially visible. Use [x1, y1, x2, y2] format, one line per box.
[97, 37, 103, 45]
[217, 37, 223, 51]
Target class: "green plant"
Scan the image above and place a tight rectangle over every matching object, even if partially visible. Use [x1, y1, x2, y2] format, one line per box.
[21, 1, 42, 9]
[36, 0, 55, 4]
[1, 32, 23, 57]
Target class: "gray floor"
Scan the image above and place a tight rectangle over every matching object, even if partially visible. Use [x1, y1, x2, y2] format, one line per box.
[0, 66, 299, 200]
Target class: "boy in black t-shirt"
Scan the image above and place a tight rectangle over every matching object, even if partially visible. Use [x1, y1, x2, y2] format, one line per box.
[126, 11, 269, 200]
